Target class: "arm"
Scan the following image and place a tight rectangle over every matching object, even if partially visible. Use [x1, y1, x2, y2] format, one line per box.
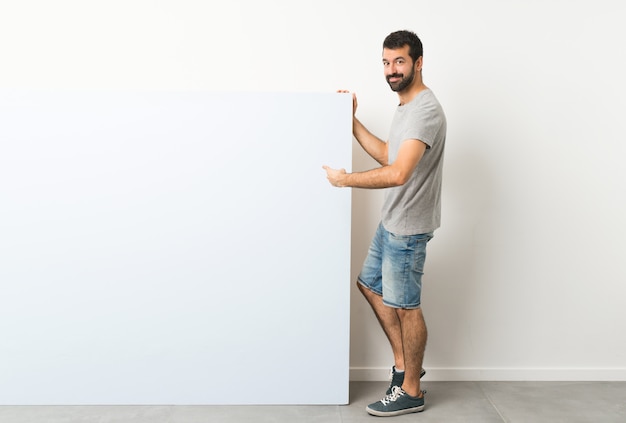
[323, 139, 427, 188]
[352, 116, 388, 166]
[341, 91, 388, 165]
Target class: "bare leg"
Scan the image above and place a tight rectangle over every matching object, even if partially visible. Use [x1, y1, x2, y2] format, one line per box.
[357, 281, 404, 370]
[396, 307, 427, 397]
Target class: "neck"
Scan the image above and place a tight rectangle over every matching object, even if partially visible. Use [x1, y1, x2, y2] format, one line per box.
[397, 79, 427, 106]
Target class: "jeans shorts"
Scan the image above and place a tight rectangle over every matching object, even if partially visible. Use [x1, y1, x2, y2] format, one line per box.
[357, 222, 433, 309]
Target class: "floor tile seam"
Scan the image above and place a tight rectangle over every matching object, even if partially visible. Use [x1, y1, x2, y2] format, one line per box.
[338, 405, 347, 423]
[475, 381, 508, 422]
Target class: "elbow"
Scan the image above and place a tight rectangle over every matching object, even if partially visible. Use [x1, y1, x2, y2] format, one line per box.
[391, 170, 411, 186]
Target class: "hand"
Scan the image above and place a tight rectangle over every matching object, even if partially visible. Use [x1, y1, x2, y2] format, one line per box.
[337, 90, 357, 116]
[322, 165, 347, 187]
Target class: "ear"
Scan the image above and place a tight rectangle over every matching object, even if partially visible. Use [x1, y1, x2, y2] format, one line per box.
[415, 56, 423, 72]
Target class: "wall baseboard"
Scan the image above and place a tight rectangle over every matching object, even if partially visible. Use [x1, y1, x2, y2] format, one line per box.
[350, 367, 626, 382]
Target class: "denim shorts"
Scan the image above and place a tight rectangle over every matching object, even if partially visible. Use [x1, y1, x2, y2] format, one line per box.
[357, 222, 433, 309]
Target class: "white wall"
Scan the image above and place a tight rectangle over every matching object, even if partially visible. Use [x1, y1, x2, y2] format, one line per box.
[2, 0, 625, 382]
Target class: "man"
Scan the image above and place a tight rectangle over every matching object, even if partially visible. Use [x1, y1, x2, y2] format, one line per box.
[323, 30, 446, 417]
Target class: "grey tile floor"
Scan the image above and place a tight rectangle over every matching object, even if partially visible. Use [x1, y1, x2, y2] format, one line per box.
[1, 381, 625, 422]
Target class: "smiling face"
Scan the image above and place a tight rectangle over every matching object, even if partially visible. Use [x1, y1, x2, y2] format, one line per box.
[383, 45, 421, 93]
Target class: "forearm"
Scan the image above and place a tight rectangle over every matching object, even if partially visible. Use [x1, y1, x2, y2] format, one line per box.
[353, 117, 388, 166]
[332, 165, 406, 189]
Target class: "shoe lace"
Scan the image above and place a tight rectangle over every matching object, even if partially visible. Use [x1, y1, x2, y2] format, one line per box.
[381, 386, 405, 405]
[381, 386, 427, 406]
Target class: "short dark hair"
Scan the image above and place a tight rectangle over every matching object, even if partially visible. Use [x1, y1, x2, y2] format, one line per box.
[383, 30, 423, 63]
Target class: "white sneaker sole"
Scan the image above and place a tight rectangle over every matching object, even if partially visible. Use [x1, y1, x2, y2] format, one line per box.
[365, 404, 425, 417]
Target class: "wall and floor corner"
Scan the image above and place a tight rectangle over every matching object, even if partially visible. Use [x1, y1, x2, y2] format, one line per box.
[1, 0, 625, 405]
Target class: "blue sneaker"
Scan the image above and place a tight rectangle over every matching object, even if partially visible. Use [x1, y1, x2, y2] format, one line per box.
[366, 386, 425, 417]
[386, 366, 426, 395]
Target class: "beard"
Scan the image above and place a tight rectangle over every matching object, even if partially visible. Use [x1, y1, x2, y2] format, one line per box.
[386, 67, 415, 92]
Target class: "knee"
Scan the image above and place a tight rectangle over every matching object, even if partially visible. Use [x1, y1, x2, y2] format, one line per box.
[396, 307, 423, 320]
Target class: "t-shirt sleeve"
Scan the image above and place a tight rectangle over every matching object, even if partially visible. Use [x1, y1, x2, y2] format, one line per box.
[401, 101, 444, 149]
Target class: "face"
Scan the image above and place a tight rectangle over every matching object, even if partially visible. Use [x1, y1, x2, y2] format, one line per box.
[383, 45, 420, 92]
